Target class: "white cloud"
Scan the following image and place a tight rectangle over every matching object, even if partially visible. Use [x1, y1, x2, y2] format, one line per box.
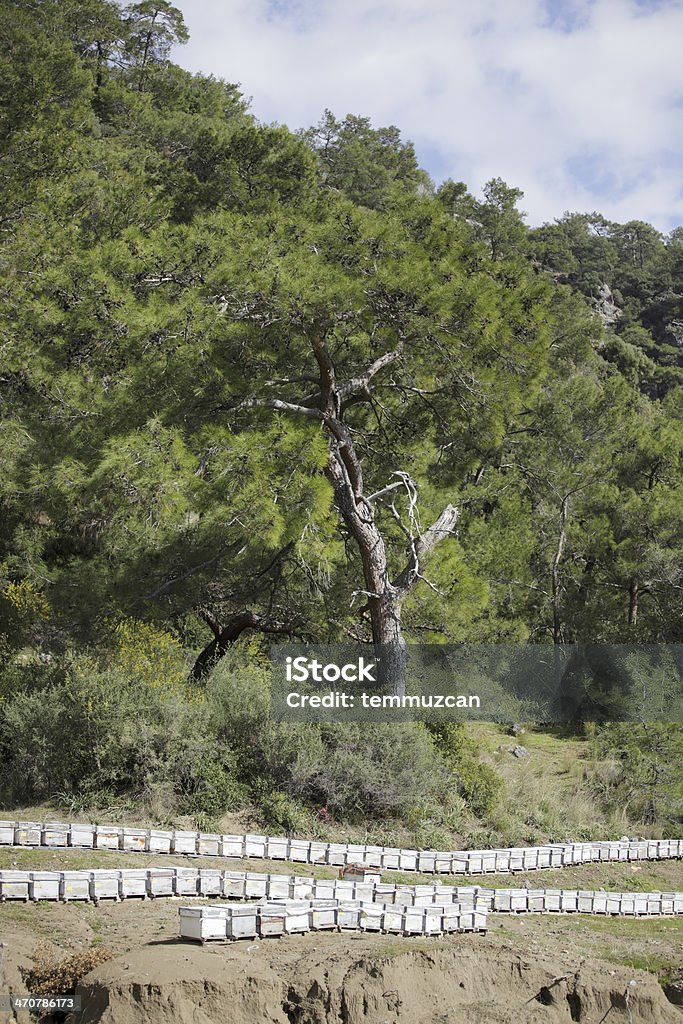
[172, 0, 683, 230]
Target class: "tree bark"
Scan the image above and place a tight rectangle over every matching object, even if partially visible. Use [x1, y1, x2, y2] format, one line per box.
[231, 338, 458, 693]
[191, 610, 301, 681]
[628, 576, 639, 626]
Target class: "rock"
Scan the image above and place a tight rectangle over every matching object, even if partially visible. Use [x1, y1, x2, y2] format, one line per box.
[591, 283, 621, 328]
[509, 723, 525, 737]
[512, 745, 530, 758]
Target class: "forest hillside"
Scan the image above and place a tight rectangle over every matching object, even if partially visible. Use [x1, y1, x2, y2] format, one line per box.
[1, 0, 681, 844]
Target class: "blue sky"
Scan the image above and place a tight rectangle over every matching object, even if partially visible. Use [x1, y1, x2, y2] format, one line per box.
[172, 0, 683, 231]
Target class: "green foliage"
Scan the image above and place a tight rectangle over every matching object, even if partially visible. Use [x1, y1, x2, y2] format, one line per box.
[0, 0, 681, 839]
[428, 723, 502, 815]
[591, 723, 683, 830]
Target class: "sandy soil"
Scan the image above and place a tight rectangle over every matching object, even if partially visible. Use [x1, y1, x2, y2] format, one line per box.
[1, 891, 682, 1024]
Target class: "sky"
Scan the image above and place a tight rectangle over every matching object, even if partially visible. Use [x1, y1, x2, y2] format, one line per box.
[171, 0, 683, 232]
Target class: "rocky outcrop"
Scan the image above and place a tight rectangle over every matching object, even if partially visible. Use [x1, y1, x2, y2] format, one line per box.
[591, 283, 622, 328]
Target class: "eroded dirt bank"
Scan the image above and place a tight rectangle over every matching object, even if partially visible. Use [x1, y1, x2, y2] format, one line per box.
[72, 936, 681, 1024]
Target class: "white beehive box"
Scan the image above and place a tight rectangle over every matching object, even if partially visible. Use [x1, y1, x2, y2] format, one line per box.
[197, 833, 220, 857]
[89, 870, 119, 901]
[542, 891, 560, 912]
[147, 869, 174, 897]
[508, 850, 524, 872]
[347, 844, 365, 862]
[398, 849, 418, 871]
[70, 823, 95, 848]
[94, 826, 121, 851]
[606, 895, 621, 915]
[29, 871, 61, 901]
[265, 836, 288, 860]
[537, 848, 552, 869]
[375, 883, 397, 904]
[528, 891, 544, 913]
[473, 909, 488, 931]
[560, 891, 578, 912]
[244, 834, 267, 858]
[42, 823, 69, 847]
[0, 870, 29, 900]
[481, 853, 496, 873]
[119, 869, 148, 898]
[352, 883, 374, 902]
[364, 846, 383, 868]
[148, 829, 171, 854]
[310, 900, 338, 930]
[334, 880, 354, 900]
[288, 839, 310, 863]
[14, 822, 41, 846]
[244, 872, 268, 898]
[458, 886, 480, 905]
[326, 843, 346, 866]
[493, 891, 511, 912]
[172, 830, 198, 855]
[173, 869, 199, 897]
[220, 834, 245, 858]
[467, 853, 484, 874]
[509, 891, 528, 912]
[199, 906, 229, 940]
[423, 907, 443, 934]
[122, 828, 147, 853]
[593, 894, 608, 914]
[0, 821, 15, 845]
[312, 878, 336, 900]
[198, 870, 222, 897]
[359, 904, 383, 931]
[266, 874, 291, 899]
[337, 901, 361, 930]
[413, 887, 434, 907]
[258, 904, 287, 937]
[521, 849, 539, 870]
[223, 871, 247, 898]
[309, 842, 328, 864]
[61, 871, 91, 901]
[226, 904, 258, 940]
[284, 901, 310, 934]
[442, 906, 462, 932]
[417, 852, 436, 873]
[434, 855, 452, 874]
[402, 907, 426, 934]
[179, 906, 204, 941]
[382, 908, 404, 933]
[180, 906, 227, 942]
[493, 852, 510, 873]
[291, 878, 314, 900]
[393, 883, 415, 906]
[380, 848, 401, 870]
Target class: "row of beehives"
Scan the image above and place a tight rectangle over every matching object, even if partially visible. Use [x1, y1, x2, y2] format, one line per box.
[178, 899, 488, 942]
[1, 867, 682, 916]
[2, 820, 682, 874]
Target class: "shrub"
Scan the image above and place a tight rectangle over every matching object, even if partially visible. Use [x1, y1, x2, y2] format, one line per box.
[428, 722, 503, 815]
[25, 943, 114, 1001]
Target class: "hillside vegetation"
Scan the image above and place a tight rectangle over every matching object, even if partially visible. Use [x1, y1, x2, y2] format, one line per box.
[0, 0, 681, 842]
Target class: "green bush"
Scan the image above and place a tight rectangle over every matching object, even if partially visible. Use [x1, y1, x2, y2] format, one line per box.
[428, 722, 503, 815]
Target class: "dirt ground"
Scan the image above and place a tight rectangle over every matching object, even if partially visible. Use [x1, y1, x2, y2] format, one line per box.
[1, 856, 682, 1024]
